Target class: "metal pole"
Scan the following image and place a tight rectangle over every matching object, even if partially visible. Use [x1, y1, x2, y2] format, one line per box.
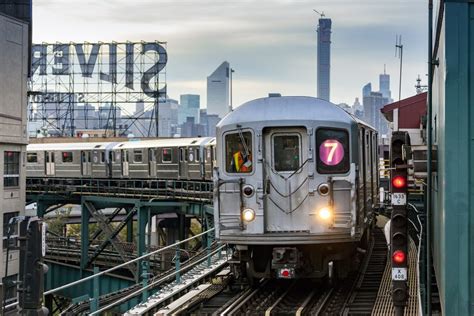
[229, 68, 234, 113]
[207, 232, 212, 268]
[426, 0, 433, 314]
[91, 267, 99, 313]
[175, 240, 181, 283]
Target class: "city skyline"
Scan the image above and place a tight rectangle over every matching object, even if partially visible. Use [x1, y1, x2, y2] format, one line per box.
[32, 0, 427, 108]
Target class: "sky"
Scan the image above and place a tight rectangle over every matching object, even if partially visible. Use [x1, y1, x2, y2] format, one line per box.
[32, 0, 428, 109]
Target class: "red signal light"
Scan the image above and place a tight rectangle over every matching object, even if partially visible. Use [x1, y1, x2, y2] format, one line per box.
[392, 176, 407, 189]
[281, 269, 290, 277]
[392, 250, 406, 264]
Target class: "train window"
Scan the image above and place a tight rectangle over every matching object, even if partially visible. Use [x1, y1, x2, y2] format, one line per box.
[100, 152, 105, 163]
[273, 134, 300, 172]
[184, 149, 189, 162]
[163, 148, 172, 162]
[195, 149, 200, 162]
[179, 148, 184, 162]
[134, 150, 143, 163]
[316, 128, 350, 174]
[27, 153, 37, 163]
[62, 152, 73, 163]
[225, 131, 252, 173]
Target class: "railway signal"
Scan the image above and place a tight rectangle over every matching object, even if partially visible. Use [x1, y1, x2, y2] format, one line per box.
[390, 131, 409, 314]
[18, 217, 49, 315]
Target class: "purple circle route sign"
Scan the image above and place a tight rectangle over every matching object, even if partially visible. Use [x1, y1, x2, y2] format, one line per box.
[319, 139, 344, 166]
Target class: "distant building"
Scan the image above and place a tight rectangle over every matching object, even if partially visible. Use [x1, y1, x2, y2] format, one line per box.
[158, 99, 179, 137]
[206, 114, 220, 137]
[317, 17, 332, 101]
[379, 68, 391, 100]
[98, 103, 121, 130]
[362, 83, 372, 97]
[135, 101, 145, 117]
[207, 61, 230, 119]
[179, 94, 200, 125]
[363, 92, 390, 136]
[74, 103, 98, 129]
[353, 97, 364, 120]
[337, 103, 352, 114]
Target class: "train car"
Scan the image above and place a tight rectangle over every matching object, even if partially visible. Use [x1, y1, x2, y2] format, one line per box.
[213, 95, 378, 281]
[26, 137, 216, 182]
[26, 142, 114, 179]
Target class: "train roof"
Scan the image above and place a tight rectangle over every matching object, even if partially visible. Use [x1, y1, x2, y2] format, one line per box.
[27, 137, 215, 151]
[217, 96, 356, 128]
[27, 142, 112, 151]
[113, 137, 214, 149]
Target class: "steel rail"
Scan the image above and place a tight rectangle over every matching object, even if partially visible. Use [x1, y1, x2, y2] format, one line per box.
[264, 281, 296, 316]
[295, 289, 317, 316]
[90, 245, 226, 315]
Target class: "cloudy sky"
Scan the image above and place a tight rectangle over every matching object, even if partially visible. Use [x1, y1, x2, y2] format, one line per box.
[33, 0, 428, 108]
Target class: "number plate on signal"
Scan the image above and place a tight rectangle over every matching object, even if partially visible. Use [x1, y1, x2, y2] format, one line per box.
[391, 193, 407, 206]
[392, 267, 407, 281]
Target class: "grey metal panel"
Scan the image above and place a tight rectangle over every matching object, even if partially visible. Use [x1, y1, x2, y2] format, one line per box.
[214, 95, 370, 245]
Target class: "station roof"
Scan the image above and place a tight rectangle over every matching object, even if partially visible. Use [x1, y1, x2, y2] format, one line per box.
[381, 92, 427, 129]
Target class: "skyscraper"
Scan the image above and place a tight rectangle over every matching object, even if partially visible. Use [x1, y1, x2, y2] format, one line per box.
[362, 83, 372, 97]
[207, 61, 230, 119]
[379, 69, 391, 100]
[317, 17, 332, 101]
[179, 94, 200, 124]
[363, 92, 390, 137]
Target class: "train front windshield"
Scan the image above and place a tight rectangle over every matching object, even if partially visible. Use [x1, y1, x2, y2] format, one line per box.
[225, 131, 253, 173]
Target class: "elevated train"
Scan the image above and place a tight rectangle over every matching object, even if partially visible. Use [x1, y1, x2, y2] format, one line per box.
[213, 96, 379, 280]
[26, 95, 379, 281]
[27, 137, 216, 181]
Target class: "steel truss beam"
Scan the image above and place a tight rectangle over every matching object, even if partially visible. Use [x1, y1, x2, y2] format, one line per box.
[83, 200, 137, 278]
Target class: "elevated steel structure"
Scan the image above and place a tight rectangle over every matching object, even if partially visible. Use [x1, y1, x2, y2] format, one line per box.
[26, 180, 214, 314]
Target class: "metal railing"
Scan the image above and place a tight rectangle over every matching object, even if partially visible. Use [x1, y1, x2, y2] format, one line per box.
[26, 178, 213, 202]
[6, 228, 216, 312]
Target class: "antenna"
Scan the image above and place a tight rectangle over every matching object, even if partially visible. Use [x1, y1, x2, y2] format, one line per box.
[313, 9, 325, 18]
[415, 74, 428, 94]
[395, 35, 403, 131]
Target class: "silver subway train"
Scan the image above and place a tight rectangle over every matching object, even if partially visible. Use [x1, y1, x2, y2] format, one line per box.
[26, 137, 216, 181]
[213, 96, 378, 281]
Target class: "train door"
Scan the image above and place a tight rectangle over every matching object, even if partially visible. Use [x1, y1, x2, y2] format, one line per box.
[45, 151, 55, 176]
[107, 150, 113, 177]
[263, 127, 308, 232]
[178, 147, 188, 179]
[81, 151, 91, 176]
[122, 149, 129, 177]
[149, 148, 157, 177]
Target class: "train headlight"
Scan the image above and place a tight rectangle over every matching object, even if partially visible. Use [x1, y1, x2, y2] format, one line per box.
[242, 208, 256, 222]
[318, 207, 332, 220]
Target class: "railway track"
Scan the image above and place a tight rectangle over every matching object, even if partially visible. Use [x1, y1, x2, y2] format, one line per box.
[172, 227, 387, 316]
[61, 242, 222, 315]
